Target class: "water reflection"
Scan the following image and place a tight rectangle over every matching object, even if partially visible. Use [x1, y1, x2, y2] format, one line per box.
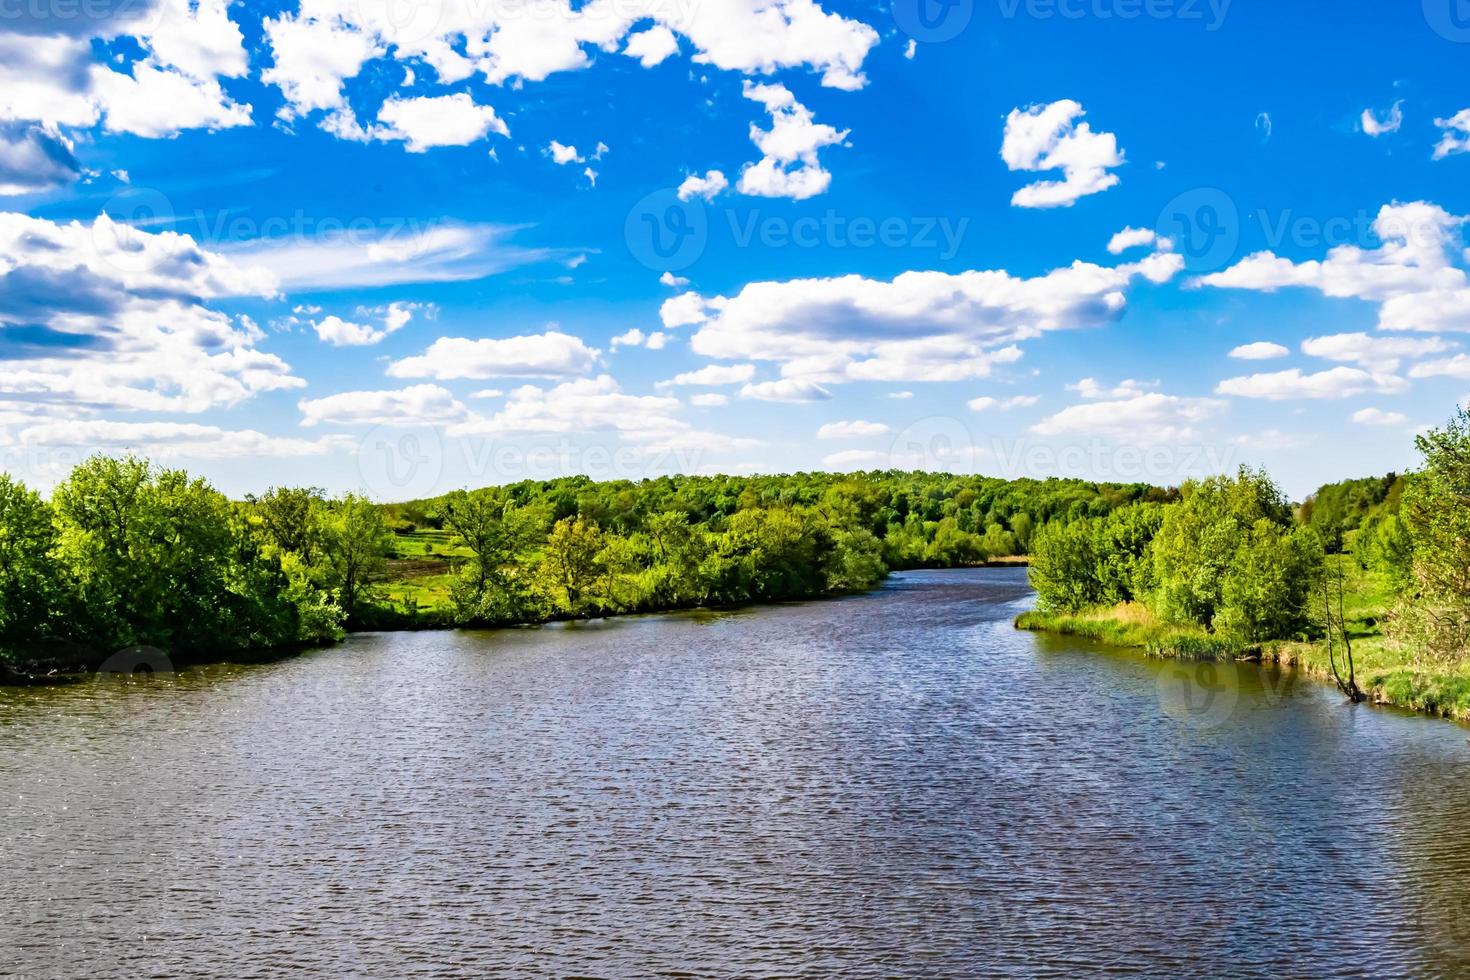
[1, 569, 1466, 977]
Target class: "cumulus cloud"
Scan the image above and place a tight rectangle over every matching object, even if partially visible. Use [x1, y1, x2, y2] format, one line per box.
[1069, 378, 1159, 400]
[1215, 367, 1409, 400]
[660, 271, 690, 288]
[1433, 110, 1470, 160]
[1352, 407, 1407, 426]
[311, 302, 423, 346]
[678, 170, 729, 202]
[822, 449, 888, 469]
[739, 378, 832, 402]
[968, 394, 1039, 411]
[369, 93, 508, 152]
[0, 123, 81, 194]
[1107, 227, 1169, 255]
[388, 330, 600, 380]
[689, 392, 728, 407]
[1300, 331, 1453, 370]
[657, 363, 757, 387]
[12, 419, 345, 458]
[1032, 392, 1223, 442]
[448, 375, 733, 452]
[816, 420, 889, 439]
[1408, 353, 1470, 380]
[1200, 201, 1470, 337]
[1361, 100, 1404, 137]
[1229, 341, 1291, 360]
[299, 384, 469, 426]
[1002, 100, 1124, 208]
[260, 0, 879, 138]
[663, 248, 1179, 391]
[737, 82, 847, 201]
[0, 211, 298, 414]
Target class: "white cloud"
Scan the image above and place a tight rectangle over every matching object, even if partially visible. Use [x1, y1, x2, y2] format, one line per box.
[740, 378, 831, 402]
[677, 170, 729, 202]
[1433, 110, 1470, 160]
[0, 211, 296, 414]
[547, 140, 583, 165]
[611, 328, 646, 348]
[1216, 367, 1408, 400]
[689, 392, 728, 407]
[737, 82, 847, 201]
[1032, 392, 1223, 442]
[1200, 201, 1470, 336]
[645, 331, 668, 350]
[660, 291, 710, 328]
[92, 63, 252, 138]
[449, 375, 692, 442]
[1408, 353, 1470, 380]
[623, 25, 679, 67]
[1361, 100, 1404, 137]
[817, 420, 890, 439]
[660, 271, 690, 288]
[1107, 227, 1169, 255]
[14, 419, 344, 459]
[822, 448, 888, 469]
[1301, 331, 1454, 369]
[1352, 407, 1407, 426]
[312, 302, 422, 346]
[1069, 378, 1159, 399]
[388, 330, 600, 380]
[260, 0, 879, 137]
[1002, 100, 1124, 209]
[227, 222, 552, 290]
[0, 123, 80, 194]
[299, 384, 469, 426]
[1229, 341, 1290, 360]
[674, 251, 1182, 388]
[657, 363, 757, 387]
[372, 93, 508, 152]
[968, 394, 1039, 411]
[889, 390, 914, 400]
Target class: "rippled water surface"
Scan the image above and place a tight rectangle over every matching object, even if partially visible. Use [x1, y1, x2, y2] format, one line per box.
[3, 568, 1470, 977]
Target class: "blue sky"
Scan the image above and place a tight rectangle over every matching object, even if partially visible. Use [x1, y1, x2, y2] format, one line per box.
[3, 0, 1469, 499]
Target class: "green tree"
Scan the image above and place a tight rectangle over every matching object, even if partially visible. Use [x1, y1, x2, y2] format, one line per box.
[1391, 409, 1470, 662]
[0, 475, 63, 644]
[319, 493, 393, 620]
[538, 516, 605, 615]
[250, 486, 325, 563]
[439, 489, 545, 621]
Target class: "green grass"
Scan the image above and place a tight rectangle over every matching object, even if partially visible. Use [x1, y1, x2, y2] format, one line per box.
[1018, 562, 1470, 724]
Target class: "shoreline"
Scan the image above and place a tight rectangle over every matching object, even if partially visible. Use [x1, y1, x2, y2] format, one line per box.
[1016, 606, 1470, 726]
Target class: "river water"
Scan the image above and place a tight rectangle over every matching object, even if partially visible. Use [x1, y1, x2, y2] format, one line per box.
[2, 568, 1468, 977]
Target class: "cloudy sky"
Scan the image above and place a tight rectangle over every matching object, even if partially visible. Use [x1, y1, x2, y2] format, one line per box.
[2, 0, 1469, 499]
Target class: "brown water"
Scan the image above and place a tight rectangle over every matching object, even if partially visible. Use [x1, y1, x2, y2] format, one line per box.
[2, 568, 1469, 977]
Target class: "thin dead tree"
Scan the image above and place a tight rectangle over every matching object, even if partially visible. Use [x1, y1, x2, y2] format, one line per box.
[1322, 554, 1365, 704]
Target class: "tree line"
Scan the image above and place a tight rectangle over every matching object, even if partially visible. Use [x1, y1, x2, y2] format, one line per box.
[1030, 407, 1470, 665]
[0, 462, 1165, 669]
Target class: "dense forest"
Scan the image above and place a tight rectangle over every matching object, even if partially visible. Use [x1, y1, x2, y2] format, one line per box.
[0, 463, 1167, 671]
[1028, 407, 1470, 671]
[3, 407, 1466, 680]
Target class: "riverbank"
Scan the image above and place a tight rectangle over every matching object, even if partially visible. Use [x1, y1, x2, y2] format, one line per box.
[1016, 565, 1470, 724]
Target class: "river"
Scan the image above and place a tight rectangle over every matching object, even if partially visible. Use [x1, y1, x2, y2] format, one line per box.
[2, 568, 1468, 977]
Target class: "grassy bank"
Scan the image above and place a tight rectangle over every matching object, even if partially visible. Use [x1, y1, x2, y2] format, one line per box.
[1017, 563, 1470, 723]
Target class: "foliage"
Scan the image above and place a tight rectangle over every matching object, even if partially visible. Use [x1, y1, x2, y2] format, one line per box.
[1390, 409, 1470, 663]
